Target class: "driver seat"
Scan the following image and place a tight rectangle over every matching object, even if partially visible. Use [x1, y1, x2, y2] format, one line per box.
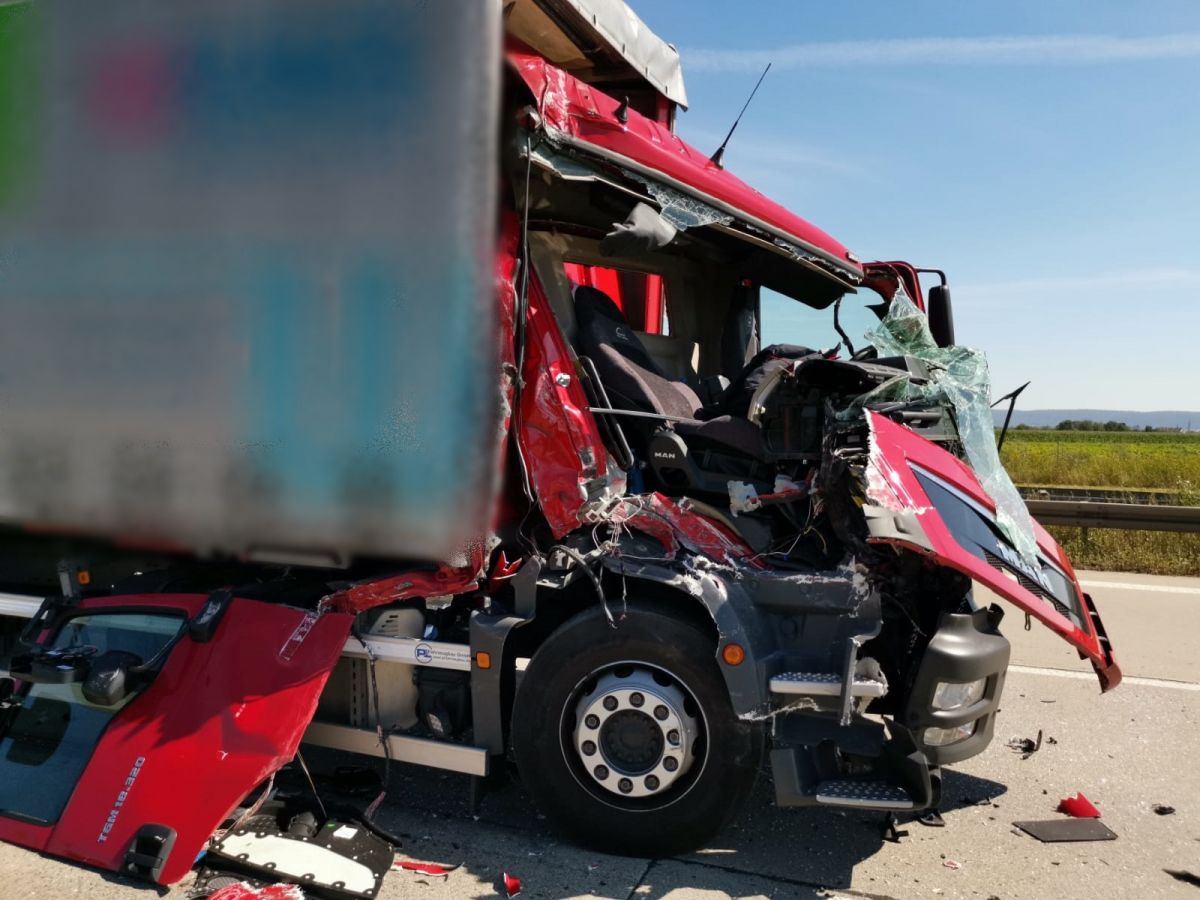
[571, 285, 770, 494]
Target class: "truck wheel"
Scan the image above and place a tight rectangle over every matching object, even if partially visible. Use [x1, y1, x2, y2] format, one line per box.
[511, 603, 762, 857]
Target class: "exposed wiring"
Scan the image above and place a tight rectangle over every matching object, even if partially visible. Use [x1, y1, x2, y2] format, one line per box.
[510, 128, 538, 509]
[294, 750, 327, 821]
[211, 772, 276, 843]
[549, 543, 615, 626]
[351, 623, 392, 823]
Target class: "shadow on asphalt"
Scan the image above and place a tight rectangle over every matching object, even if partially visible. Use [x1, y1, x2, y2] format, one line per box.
[344, 755, 1009, 897]
[26, 754, 1006, 898]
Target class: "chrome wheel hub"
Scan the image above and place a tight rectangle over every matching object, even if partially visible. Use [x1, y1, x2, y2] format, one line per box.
[573, 666, 698, 799]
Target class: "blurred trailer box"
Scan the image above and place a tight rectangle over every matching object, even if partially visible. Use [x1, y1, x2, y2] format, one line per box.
[0, 1, 500, 564]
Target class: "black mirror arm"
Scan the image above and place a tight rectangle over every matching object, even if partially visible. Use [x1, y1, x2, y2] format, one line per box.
[833, 296, 855, 356]
[992, 380, 1031, 452]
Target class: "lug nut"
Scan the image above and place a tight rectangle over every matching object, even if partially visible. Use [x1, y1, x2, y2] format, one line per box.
[654, 705, 669, 721]
[585, 714, 600, 729]
[618, 778, 633, 794]
[645, 775, 660, 791]
[630, 692, 644, 708]
[603, 696, 618, 711]
[582, 740, 596, 756]
[667, 729, 680, 745]
[594, 765, 609, 781]
[663, 756, 678, 772]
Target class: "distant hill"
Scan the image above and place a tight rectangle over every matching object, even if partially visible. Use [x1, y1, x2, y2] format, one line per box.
[991, 409, 1200, 430]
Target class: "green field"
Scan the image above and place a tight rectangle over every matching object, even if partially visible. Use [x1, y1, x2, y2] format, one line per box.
[999, 430, 1200, 575]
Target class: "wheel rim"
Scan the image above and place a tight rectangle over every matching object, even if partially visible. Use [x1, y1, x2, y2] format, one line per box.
[569, 665, 701, 801]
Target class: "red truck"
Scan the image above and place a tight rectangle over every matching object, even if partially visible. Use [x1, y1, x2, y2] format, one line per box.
[0, 1, 1118, 891]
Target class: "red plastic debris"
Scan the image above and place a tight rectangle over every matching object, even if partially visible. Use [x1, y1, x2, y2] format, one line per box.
[487, 550, 524, 589]
[207, 883, 306, 900]
[394, 860, 458, 877]
[503, 871, 523, 898]
[1058, 792, 1102, 818]
[942, 859, 962, 870]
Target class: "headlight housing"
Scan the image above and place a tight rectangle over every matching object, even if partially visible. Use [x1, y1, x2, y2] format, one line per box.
[931, 678, 986, 711]
[924, 722, 977, 747]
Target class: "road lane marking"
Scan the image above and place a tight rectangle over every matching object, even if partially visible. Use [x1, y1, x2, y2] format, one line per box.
[1080, 580, 1200, 595]
[1010, 664, 1200, 691]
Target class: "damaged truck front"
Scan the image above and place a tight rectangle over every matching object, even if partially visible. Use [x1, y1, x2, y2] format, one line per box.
[0, 0, 1119, 888]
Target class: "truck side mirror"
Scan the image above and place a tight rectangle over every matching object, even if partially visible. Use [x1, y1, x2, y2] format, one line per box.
[927, 284, 955, 348]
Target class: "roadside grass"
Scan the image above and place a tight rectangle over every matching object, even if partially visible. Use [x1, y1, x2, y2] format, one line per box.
[1047, 527, 1200, 577]
[999, 430, 1200, 576]
[1000, 430, 1200, 498]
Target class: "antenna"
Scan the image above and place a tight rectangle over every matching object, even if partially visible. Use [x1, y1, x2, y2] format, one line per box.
[710, 63, 771, 169]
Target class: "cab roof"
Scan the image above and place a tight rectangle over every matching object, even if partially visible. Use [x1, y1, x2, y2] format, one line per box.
[509, 50, 863, 286]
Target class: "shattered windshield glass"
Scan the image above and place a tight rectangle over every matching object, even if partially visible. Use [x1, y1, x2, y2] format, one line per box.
[626, 172, 734, 231]
[852, 288, 1040, 565]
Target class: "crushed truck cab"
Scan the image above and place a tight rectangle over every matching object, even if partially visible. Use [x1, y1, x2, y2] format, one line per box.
[0, 0, 1119, 885]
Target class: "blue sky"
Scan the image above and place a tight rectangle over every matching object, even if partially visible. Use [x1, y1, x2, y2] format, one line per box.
[633, 1, 1200, 410]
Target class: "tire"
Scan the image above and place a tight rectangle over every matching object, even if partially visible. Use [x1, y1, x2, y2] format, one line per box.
[511, 602, 762, 857]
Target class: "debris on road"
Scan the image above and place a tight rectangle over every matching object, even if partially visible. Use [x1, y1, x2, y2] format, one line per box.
[1057, 793, 1102, 818]
[503, 871, 523, 898]
[1006, 729, 1043, 758]
[394, 860, 459, 877]
[1151, 804, 1176, 816]
[960, 794, 998, 807]
[1013, 819, 1117, 842]
[918, 809, 946, 827]
[942, 859, 962, 870]
[206, 883, 307, 900]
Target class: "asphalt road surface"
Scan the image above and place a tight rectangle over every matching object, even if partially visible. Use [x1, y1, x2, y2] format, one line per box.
[1, 569, 1197, 900]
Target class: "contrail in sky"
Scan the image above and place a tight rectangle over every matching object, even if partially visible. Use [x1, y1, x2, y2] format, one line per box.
[684, 33, 1200, 72]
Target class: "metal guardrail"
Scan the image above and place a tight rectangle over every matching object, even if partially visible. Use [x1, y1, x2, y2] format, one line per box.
[1025, 499, 1200, 532]
[1018, 485, 1185, 505]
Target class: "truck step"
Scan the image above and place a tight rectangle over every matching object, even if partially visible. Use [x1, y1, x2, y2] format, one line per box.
[769, 672, 886, 698]
[814, 779, 914, 810]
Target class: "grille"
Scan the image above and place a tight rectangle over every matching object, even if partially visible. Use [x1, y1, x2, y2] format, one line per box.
[983, 551, 1071, 619]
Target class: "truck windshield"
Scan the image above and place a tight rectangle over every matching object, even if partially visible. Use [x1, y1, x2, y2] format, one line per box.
[760, 287, 884, 355]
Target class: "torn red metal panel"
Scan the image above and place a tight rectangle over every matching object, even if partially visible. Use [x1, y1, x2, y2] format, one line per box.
[516, 274, 611, 538]
[325, 553, 486, 614]
[861, 261, 927, 307]
[621, 493, 762, 567]
[506, 50, 861, 281]
[863, 411, 1121, 691]
[0, 594, 351, 884]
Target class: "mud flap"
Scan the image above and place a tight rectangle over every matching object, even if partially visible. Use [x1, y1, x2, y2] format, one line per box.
[0, 594, 352, 884]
